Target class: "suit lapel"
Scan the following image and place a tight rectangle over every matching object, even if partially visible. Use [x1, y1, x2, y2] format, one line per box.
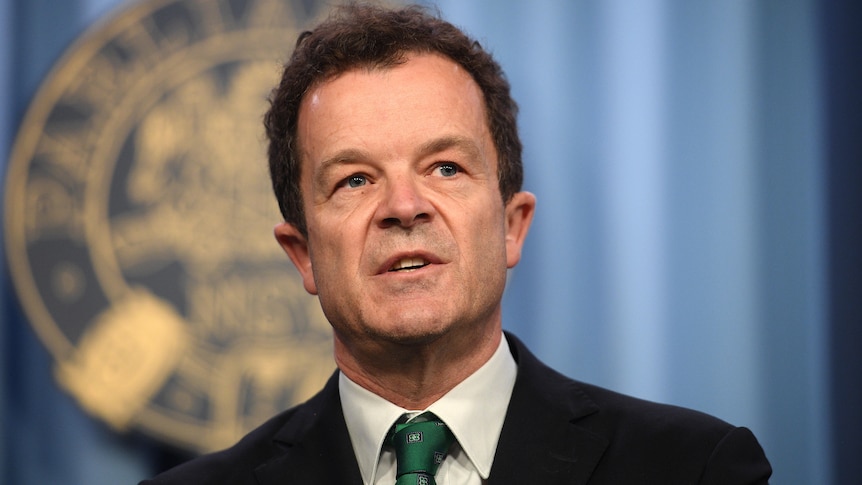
[489, 334, 609, 485]
[253, 372, 363, 485]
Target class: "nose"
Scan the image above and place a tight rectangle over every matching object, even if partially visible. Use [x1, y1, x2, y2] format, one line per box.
[376, 174, 434, 229]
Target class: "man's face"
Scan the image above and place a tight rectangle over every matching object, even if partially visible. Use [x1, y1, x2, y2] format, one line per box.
[275, 53, 534, 349]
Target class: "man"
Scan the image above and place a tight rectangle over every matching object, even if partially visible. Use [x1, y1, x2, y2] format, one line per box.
[142, 4, 771, 484]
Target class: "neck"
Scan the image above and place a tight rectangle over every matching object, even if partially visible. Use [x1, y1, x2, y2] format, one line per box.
[334, 326, 503, 409]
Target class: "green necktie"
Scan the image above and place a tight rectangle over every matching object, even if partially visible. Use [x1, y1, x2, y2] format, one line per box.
[387, 412, 455, 485]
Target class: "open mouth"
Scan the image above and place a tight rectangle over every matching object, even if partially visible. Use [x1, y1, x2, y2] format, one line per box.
[388, 257, 430, 272]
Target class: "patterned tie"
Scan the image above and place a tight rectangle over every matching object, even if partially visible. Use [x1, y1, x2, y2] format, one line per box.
[387, 412, 455, 485]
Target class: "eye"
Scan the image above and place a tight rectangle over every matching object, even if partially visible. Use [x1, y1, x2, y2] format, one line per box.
[436, 163, 459, 177]
[342, 174, 367, 188]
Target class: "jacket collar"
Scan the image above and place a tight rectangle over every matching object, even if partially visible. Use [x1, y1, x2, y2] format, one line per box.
[489, 332, 608, 485]
[253, 372, 363, 485]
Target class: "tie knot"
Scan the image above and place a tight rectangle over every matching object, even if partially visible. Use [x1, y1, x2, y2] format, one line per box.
[388, 412, 455, 485]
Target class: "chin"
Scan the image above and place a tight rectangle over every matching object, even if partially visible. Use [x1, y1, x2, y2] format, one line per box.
[365, 317, 453, 346]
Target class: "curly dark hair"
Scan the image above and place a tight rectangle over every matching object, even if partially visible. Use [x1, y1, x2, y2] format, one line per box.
[264, 3, 522, 235]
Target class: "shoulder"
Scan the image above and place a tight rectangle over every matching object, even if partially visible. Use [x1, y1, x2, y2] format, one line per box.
[139, 373, 338, 485]
[512, 334, 740, 444]
[576, 381, 772, 483]
[139, 406, 300, 485]
[576, 378, 742, 446]
[504, 333, 772, 482]
[507, 331, 745, 438]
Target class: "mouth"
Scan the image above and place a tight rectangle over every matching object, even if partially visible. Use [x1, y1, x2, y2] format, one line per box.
[388, 256, 431, 273]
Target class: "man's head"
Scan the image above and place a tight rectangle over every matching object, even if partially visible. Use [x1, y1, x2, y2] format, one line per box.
[268, 4, 535, 367]
[264, 3, 522, 236]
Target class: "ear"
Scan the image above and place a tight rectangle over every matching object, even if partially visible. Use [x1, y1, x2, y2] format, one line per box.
[504, 191, 536, 268]
[274, 222, 318, 295]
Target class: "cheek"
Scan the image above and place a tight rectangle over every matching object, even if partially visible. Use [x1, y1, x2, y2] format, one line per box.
[465, 207, 509, 267]
[308, 219, 361, 279]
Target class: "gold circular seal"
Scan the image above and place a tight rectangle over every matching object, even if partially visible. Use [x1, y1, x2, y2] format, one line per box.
[5, 0, 337, 452]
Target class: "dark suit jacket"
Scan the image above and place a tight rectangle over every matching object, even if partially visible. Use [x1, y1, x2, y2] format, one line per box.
[141, 333, 772, 484]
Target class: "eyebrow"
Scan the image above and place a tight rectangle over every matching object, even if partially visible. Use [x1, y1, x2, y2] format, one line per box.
[416, 135, 484, 162]
[317, 148, 370, 176]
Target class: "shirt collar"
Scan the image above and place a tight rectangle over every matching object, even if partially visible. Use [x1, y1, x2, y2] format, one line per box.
[339, 335, 517, 484]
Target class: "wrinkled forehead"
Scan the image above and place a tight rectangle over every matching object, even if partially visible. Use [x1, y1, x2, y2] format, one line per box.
[295, 53, 497, 174]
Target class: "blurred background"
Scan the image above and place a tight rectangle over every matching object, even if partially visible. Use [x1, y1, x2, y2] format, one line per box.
[1, 0, 859, 484]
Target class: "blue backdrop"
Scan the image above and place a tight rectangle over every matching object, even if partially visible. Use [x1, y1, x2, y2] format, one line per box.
[2, 1, 859, 484]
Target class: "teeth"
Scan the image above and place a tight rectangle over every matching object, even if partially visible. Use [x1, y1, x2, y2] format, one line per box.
[390, 257, 428, 271]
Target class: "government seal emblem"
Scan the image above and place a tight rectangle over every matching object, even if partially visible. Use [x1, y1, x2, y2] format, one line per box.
[5, 0, 340, 452]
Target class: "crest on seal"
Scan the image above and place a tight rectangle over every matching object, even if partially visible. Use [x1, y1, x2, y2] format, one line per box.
[5, 0, 340, 452]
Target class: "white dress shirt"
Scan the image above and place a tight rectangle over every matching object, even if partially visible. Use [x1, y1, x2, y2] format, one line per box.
[339, 335, 518, 485]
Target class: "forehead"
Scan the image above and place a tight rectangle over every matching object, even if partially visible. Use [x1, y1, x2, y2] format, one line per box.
[295, 53, 494, 166]
[305, 52, 483, 107]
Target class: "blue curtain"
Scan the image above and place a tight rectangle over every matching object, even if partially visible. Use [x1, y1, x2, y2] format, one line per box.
[1, 1, 853, 484]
